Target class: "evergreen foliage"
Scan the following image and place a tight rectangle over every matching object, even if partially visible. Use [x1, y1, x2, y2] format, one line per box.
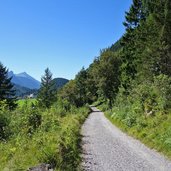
[0, 62, 16, 110]
[37, 68, 56, 108]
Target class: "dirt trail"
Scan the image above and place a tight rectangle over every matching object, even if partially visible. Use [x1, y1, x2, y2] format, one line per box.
[81, 107, 171, 171]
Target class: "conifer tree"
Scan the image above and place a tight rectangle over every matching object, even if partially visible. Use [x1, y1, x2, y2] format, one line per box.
[123, 0, 144, 30]
[37, 68, 56, 108]
[159, 0, 171, 76]
[121, 0, 145, 91]
[0, 62, 16, 110]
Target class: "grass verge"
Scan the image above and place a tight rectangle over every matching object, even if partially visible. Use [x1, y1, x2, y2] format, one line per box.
[99, 105, 171, 160]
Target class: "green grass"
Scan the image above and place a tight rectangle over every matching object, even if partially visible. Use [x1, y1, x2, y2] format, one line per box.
[17, 99, 37, 107]
[102, 106, 171, 160]
[0, 103, 90, 170]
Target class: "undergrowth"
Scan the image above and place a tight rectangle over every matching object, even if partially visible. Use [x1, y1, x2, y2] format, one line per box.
[104, 110, 171, 159]
[0, 100, 90, 170]
[99, 75, 171, 159]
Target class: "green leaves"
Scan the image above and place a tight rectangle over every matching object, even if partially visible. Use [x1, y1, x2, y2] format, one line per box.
[96, 50, 121, 107]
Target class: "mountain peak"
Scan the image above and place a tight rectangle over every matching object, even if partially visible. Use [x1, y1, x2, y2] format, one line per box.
[8, 71, 40, 89]
[16, 72, 29, 77]
[8, 71, 14, 74]
[21, 72, 27, 74]
[8, 71, 14, 77]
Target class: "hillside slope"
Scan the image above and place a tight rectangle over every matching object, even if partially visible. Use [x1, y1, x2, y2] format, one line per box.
[51, 78, 69, 90]
[8, 71, 40, 89]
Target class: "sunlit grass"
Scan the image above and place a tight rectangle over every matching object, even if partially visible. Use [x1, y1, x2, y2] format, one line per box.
[0, 103, 90, 170]
[103, 106, 171, 160]
[17, 99, 37, 107]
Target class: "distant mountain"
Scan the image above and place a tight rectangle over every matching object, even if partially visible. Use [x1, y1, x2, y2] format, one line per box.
[8, 71, 68, 97]
[13, 84, 38, 98]
[8, 71, 40, 89]
[51, 78, 69, 90]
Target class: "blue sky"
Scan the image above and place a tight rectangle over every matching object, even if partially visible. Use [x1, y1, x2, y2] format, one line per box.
[0, 0, 132, 81]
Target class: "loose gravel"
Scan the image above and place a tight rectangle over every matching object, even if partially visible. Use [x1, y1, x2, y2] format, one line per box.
[81, 107, 171, 171]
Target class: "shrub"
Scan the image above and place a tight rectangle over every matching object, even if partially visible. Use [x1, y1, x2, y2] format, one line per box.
[0, 101, 11, 141]
[0, 112, 10, 140]
[0, 102, 89, 170]
[27, 109, 42, 134]
[105, 74, 171, 159]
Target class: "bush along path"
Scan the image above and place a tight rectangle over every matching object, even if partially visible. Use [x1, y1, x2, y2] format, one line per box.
[81, 107, 171, 171]
[0, 105, 90, 171]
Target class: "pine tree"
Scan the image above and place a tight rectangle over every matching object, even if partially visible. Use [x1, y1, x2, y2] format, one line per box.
[123, 0, 144, 30]
[0, 62, 16, 110]
[121, 0, 145, 90]
[135, 0, 170, 80]
[159, 0, 171, 76]
[37, 68, 56, 108]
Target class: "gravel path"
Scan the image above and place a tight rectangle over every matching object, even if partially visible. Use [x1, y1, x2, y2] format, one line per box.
[81, 107, 171, 171]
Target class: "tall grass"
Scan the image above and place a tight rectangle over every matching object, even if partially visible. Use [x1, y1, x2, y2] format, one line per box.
[0, 101, 90, 170]
[17, 99, 37, 108]
[104, 109, 171, 159]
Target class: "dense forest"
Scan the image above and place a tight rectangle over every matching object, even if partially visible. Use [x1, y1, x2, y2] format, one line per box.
[0, 0, 171, 170]
[61, 0, 171, 109]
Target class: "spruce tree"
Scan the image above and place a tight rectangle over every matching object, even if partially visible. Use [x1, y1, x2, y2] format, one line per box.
[37, 68, 56, 108]
[123, 0, 144, 30]
[159, 0, 171, 76]
[121, 0, 145, 91]
[0, 62, 16, 110]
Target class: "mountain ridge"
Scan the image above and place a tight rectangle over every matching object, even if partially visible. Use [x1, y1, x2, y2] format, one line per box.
[8, 71, 69, 97]
[8, 71, 41, 89]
